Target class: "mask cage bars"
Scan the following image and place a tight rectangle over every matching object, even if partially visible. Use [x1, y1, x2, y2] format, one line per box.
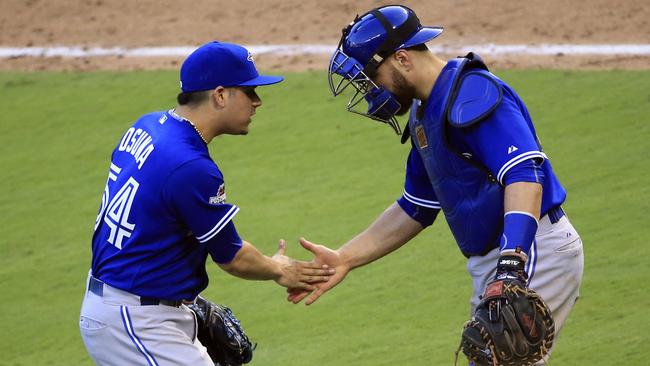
[328, 49, 402, 135]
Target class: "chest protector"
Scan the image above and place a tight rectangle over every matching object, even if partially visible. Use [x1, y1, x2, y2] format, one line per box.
[408, 53, 504, 257]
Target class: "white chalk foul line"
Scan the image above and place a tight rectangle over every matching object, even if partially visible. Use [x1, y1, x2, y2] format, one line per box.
[1, 44, 649, 58]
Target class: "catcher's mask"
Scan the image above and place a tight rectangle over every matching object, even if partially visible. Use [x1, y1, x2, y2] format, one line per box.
[328, 5, 443, 135]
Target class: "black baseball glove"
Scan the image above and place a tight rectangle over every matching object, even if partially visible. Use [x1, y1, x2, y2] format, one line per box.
[456, 255, 555, 366]
[188, 296, 256, 366]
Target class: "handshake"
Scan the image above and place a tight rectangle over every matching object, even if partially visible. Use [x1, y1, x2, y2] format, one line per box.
[267, 238, 348, 306]
[197, 237, 348, 365]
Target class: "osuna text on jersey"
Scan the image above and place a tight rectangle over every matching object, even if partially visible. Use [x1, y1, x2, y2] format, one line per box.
[116, 125, 157, 170]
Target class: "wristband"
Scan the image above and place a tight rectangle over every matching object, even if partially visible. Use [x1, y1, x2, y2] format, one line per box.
[499, 211, 538, 256]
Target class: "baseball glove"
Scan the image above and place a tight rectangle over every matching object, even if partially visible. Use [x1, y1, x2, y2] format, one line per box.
[188, 296, 256, 366]
[456, 278, 555, 366]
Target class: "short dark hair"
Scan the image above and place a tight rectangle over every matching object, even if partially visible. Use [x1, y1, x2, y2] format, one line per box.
[404, 43, 429, 52]
[176, 90, 210, 105]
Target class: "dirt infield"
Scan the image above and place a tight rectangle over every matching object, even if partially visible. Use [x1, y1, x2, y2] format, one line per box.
[1, 0, 649, 71]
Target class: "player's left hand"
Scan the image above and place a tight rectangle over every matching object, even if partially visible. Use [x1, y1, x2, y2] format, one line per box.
[188, 296, 256, 366]
[271, 239, 335, 290]
[286, 237, 351, 305]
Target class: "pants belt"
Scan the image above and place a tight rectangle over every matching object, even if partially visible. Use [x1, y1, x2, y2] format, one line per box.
[547, 206, 565, 224]
[88, 276, 183, 307]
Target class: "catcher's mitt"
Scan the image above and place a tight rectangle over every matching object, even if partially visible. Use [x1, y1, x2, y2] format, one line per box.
[456, 279, 555, 366]
[188, 296, 256, 366]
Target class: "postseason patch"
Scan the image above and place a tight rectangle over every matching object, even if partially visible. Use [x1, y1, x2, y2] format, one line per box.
[415, 125, 428, 149]
[209, 183, 227, 205]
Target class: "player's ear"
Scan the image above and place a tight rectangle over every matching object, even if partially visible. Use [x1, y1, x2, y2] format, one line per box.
[393, 49, 412, 71]
[212, 86, 227, 109]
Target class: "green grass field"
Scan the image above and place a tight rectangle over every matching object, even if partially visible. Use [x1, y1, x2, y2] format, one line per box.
[0, 68, 648, 365]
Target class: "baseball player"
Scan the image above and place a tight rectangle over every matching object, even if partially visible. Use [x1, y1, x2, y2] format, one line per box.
[290, 5, 584, 364]
[79, 41, 334, 366]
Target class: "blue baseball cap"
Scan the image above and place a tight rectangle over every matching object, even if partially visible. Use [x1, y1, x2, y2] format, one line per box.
[180, 41, 283, 92]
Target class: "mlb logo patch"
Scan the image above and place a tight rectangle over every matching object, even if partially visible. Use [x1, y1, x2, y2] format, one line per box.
[209, 183, 227, 205]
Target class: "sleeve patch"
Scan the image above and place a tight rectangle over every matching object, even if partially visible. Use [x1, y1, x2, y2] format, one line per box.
[447, 71, 503, 127]
[209, 183, 227, 205]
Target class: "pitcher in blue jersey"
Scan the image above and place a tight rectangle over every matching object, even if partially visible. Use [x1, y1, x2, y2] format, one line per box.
[290, 5, 584, 365]
[80, 41, 335, 366]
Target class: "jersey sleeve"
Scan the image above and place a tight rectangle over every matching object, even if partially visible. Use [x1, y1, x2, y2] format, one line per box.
[462, 87, 547, 185]
[204, 221, 242, 264]
[162, 159, 242, 262]
[396, 147, 440, 227]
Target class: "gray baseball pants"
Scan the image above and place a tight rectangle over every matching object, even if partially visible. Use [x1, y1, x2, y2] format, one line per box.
[79, 274, 214, 366]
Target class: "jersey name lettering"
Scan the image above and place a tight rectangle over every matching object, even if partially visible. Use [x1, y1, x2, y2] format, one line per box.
[118, 127, 155, 169]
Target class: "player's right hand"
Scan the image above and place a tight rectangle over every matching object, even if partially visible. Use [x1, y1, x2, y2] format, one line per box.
[286, 238, 350, 305]
[272, 239, 335, 291]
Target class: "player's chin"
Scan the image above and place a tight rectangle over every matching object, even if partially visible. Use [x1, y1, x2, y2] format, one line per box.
[234, 127, 249, 135]
[238, 123, 251, 135]
[227, 126, 249, 136]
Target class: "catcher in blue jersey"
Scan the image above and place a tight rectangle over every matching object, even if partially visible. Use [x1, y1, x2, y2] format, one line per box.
[79, 42, 334, 366]
[289, 5, 584, 366]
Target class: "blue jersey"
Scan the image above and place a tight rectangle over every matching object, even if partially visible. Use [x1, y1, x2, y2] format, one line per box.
[397, 57, 566, 254]
[91, 110, 242, 300]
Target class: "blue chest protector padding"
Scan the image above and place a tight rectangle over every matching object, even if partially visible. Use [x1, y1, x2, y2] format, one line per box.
[407, 53, 505, 257]
[447, 71, 503, 127]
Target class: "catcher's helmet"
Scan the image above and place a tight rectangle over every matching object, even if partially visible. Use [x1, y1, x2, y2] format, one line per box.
[328, 5, 443, 135]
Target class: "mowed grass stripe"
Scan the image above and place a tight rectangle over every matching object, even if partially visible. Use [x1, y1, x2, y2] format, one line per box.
[0, 70, 647, 365]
